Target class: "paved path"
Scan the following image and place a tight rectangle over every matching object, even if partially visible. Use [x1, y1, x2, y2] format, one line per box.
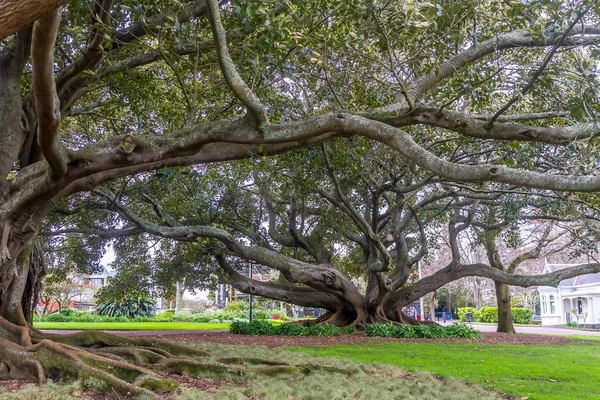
[442, 322, 600, 336]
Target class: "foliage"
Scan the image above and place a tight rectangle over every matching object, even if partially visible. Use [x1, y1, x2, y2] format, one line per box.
[365, 323, 481, 339]
[229, 321, 342, 336]
[96, 295, 156, 319]
[457, 307, 533, 324]
[511, 308, 534, 324]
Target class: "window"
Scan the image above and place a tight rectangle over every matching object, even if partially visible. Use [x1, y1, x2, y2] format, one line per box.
[549, 295, 556, 314]
[541, 295, 547, 314]
[577, 298, 583, 314]
[84, 278, 104, 289]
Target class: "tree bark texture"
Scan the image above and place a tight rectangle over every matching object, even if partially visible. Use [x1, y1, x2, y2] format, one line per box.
[495, 281, 516, 334]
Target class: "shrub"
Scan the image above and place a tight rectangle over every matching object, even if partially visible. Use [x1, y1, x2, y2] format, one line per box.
[276, 323, 309, 336]
[44, 313, 69, 322]
[457, 306, 533, 324]
[365, 323, 395, 338]
[97, 295, 156, 319]
[253, 309, 271, 320]
[444, 323, 482, 339]
[230, 320, 277, 335]
[60, 308, 76, 316]
[308, 324, 341, 336]
[365, 323, 481, 339]
[344, 325, 357, 334]
[478, 306, 498, 323]
[154, 311, 176, 321]
[229, 321, 341, 336]
[512, 308, 533, 324]
[223, 301, 249, 318]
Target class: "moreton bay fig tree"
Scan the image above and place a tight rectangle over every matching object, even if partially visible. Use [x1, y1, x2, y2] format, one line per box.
[3, 0, 600, 395]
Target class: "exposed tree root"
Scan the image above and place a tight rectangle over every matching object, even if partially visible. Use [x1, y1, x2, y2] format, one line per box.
[216, 357, 290, 366]
[0, 328, 245, 398]
[1, 326, 357, 399]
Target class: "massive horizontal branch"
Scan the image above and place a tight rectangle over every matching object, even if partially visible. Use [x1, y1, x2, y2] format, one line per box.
[216, 255, 342, 310]
[40, 226, 142, 239]
[10, 110, 600, 225]
[31, 8, 67, 177]
[391, 261, 600, 307]
[395, 107, 597, 145]
[0, 0, 67, 40]
[207, 0, 268, 128]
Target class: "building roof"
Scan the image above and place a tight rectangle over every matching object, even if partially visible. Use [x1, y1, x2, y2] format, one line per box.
[545, 263, 600, 287]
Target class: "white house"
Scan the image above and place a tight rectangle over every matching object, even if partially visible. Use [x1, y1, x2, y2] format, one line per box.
[538, 262, 600, 328]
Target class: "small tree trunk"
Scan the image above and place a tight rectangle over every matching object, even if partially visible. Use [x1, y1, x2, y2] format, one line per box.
[428, 291, 436, 321]
[473, 277, 482, 309]
[495, 281, 516, 334]
[175, 281, 184, 312]
[41, 299, 49, 316]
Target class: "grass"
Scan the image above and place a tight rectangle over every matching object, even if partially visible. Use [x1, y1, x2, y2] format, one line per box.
[555, 334, 600, 341]
[292, 341, 600, 400]
[0, 342, 501, 400]
[33, 321, 230, 330]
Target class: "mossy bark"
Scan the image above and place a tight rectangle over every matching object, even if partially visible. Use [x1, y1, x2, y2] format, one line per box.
[0, 322, 219, 398]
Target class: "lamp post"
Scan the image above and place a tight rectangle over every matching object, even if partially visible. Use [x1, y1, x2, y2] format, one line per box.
[418, 260, 424, 320]
[248, 261, 253, 322]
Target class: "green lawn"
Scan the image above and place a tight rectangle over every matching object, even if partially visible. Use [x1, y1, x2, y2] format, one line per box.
[555, 334, 600, 341]
[292, 341, 600, 400]
[34, 321, 229, 330]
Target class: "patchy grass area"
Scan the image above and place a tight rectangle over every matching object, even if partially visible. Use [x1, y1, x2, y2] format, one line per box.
[555, 334, 600, 341]
[292, 341, 600, 400]
[0, 342, 501, 400]
[33, 321, 230, 330]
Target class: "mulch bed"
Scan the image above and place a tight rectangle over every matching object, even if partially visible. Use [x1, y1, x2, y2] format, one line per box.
[147, 331, 582, 346]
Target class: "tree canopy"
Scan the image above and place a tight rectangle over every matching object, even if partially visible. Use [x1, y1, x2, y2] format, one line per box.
[3, 0, 600, 396]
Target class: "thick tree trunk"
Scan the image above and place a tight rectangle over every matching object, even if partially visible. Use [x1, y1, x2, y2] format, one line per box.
[495, 281, 516, 334]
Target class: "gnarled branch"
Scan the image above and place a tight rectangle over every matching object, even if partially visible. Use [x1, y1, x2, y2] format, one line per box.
[206, 0, 268, 128]
[32, 7, 67, 177]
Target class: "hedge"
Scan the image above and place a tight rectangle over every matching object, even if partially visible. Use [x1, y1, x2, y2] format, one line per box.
[457, 306, 533, 324]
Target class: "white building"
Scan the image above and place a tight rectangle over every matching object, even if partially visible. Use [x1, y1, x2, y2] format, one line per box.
[538, 262, 600, 328]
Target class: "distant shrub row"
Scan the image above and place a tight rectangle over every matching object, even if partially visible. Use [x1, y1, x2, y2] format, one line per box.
[365, 323, 481, 339]
[229, 320, 481, 339]
[457, 307, 533, 324]
[36, 301, 285, 323]
[229, 320, 357, 336]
